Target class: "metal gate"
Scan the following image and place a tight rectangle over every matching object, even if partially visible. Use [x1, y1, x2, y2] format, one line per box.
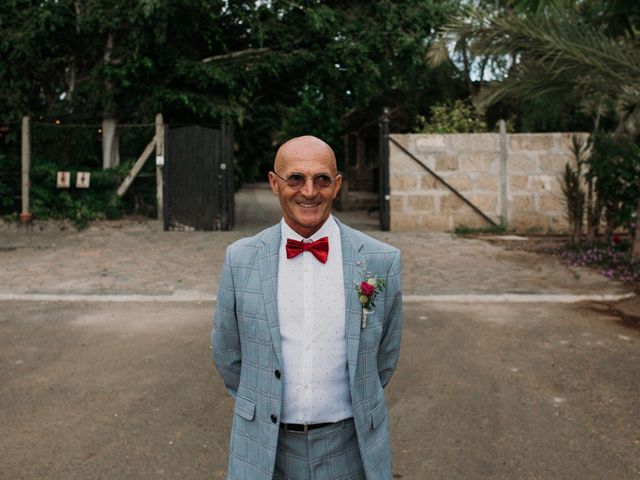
[164, 123, 234, 231]
[378, 109, 390, 231]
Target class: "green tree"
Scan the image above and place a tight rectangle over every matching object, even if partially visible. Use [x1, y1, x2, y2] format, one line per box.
[432, 1, 640, 259]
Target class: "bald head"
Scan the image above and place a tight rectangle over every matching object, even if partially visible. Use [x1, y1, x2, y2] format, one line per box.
[274, 136, 337, 175]
[268, 135, 342, 237]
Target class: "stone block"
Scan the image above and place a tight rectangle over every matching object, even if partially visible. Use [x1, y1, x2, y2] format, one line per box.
[460, 152, 498, 172]
[421, 214, 451, 231]
[510, 213, 549, 233]
[444, 173, 473, 191]
[445, 133, 499, 151]
[407, 194, 436, 212]
[487, 158, 501, 175]
[509, 154, 537, 174]
[390, 213, 419, 230]
[421, 174, 439, 189]
[390, 144, 426, 172]
[416, 135, 446, 152]
[508, 134, 554, 151]
[548, 214, 570, 233]
[554, 132, 589, 153]
[468, 193, 498, 213]
[390, 174, 418, 192]
[539, 193, 563, 213]
[440, 194, 465, 212]
[475, 173, 499, 192]
[509, 175, 529, 191]
[539, 154, 570, 173]
[529, 175, 556, 192]
[452, 212, 489, 230]
[460, 154, 484, 171]
[435, 155, 459, 172]
[390, 195, 404, 214]
[389, 134, 409, 150]
[511, 194, 535, 213]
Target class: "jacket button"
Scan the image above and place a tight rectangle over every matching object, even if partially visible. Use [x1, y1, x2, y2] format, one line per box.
[270, 414, 278, 424]
[274, 369, 281, 379]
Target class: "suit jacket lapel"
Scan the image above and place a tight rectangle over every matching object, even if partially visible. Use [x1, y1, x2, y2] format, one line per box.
[337, 219, 365, 386]
[258, 224, 283, 366]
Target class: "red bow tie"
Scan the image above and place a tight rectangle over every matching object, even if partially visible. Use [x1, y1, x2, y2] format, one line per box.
[285, 237, 329, 263]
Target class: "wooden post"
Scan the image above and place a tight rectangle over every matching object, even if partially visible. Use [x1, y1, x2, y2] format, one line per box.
[499, 119, 508, 227]
[20, 115, 31, 223]
[155, 113, 164, 221]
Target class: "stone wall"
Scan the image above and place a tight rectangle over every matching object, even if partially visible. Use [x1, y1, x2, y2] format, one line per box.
[389, 132, 588, 233]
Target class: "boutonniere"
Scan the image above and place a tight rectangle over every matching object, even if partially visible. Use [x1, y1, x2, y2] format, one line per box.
[354, 268, 386, 330]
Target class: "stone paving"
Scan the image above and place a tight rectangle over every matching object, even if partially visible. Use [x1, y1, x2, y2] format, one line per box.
[0, 185, 632, 299]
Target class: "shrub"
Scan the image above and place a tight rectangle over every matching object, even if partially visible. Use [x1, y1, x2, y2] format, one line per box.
[416, 100, 487, 134]
[586, 133, 640, 241]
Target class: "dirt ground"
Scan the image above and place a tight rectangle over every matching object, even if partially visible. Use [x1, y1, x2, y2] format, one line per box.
[0, 300, 638, 480]
[1, 185, 638, 479]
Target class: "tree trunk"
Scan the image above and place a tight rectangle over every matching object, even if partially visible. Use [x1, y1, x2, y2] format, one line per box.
[102, 118, 120, 169]
[101, 31, 119, 169]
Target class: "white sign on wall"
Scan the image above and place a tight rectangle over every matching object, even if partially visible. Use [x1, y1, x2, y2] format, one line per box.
[57, 171, 70, 188]
[76, 172, 91, 189]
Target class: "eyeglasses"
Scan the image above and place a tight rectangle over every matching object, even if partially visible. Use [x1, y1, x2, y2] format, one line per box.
[271, 171, 337, 189]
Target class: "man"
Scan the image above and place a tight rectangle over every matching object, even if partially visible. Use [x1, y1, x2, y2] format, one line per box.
[212, 135, 402, 480]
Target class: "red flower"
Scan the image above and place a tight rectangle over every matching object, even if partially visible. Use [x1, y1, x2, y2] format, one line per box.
[612, 234, 621, 245]
[360, 281, 375, 296]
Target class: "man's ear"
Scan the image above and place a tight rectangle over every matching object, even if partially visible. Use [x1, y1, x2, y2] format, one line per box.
[332, 174, 343, 199]
[268, 172, 280, 196]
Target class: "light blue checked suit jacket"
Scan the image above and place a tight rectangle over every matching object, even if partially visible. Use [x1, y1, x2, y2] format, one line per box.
[212, 218, 403, 480]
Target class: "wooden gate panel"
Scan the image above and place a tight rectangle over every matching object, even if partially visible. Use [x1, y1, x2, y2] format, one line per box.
[164, 126, 220, 231]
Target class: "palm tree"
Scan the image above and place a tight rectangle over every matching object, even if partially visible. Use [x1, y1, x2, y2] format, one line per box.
[429, 2, 640, 260]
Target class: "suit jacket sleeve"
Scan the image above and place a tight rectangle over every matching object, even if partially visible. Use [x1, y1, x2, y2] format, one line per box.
[378, 250, 402, 388]
[211, 246, 241, 398]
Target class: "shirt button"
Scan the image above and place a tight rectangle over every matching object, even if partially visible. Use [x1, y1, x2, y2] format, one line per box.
[270, 414, 278, 424]
[274, 369, 281, 379]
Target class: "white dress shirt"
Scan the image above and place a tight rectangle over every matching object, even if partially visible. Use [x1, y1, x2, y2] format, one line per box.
[277, 215, 353, 424]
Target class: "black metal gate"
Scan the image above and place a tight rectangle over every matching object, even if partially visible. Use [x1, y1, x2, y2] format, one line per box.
[164, 123, 234, 231]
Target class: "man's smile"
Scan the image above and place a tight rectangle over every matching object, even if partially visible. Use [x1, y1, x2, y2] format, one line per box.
[295, 199, 321, 208]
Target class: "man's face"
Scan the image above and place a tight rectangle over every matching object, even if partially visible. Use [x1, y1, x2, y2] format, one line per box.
[268, 138, 342, 238]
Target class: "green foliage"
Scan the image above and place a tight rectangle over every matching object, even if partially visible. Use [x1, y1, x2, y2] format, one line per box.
[435, 3, 640, 136]
[0, 152, 19, 211]
[0, 0, 461, 185]
[29, 159, 125, 228]
[560, 162, 585, 242]
[0, 123, 158, 227]
[586, 133, 640, 237]
[559, 136, 587, 244]
[416, 100, 487, 133]
[454, 224, 507, 236]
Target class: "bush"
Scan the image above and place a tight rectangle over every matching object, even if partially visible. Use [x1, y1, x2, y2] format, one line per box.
[29, 159, 126, 228]
[416, 100, 487, 134]
[586, 133, 640, 240]
[0, 124, 158, 227]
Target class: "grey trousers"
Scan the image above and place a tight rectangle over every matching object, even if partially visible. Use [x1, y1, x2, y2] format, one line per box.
[273, 418, 365, 480]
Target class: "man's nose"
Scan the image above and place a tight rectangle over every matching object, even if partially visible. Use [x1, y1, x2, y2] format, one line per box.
[300, 177, 317, 197]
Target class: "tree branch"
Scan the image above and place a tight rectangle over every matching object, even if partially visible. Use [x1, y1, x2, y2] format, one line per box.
[201, 47, 270, 63]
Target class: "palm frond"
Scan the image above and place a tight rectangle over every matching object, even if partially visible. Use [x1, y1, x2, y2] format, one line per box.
[440, 6, 640, 107]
